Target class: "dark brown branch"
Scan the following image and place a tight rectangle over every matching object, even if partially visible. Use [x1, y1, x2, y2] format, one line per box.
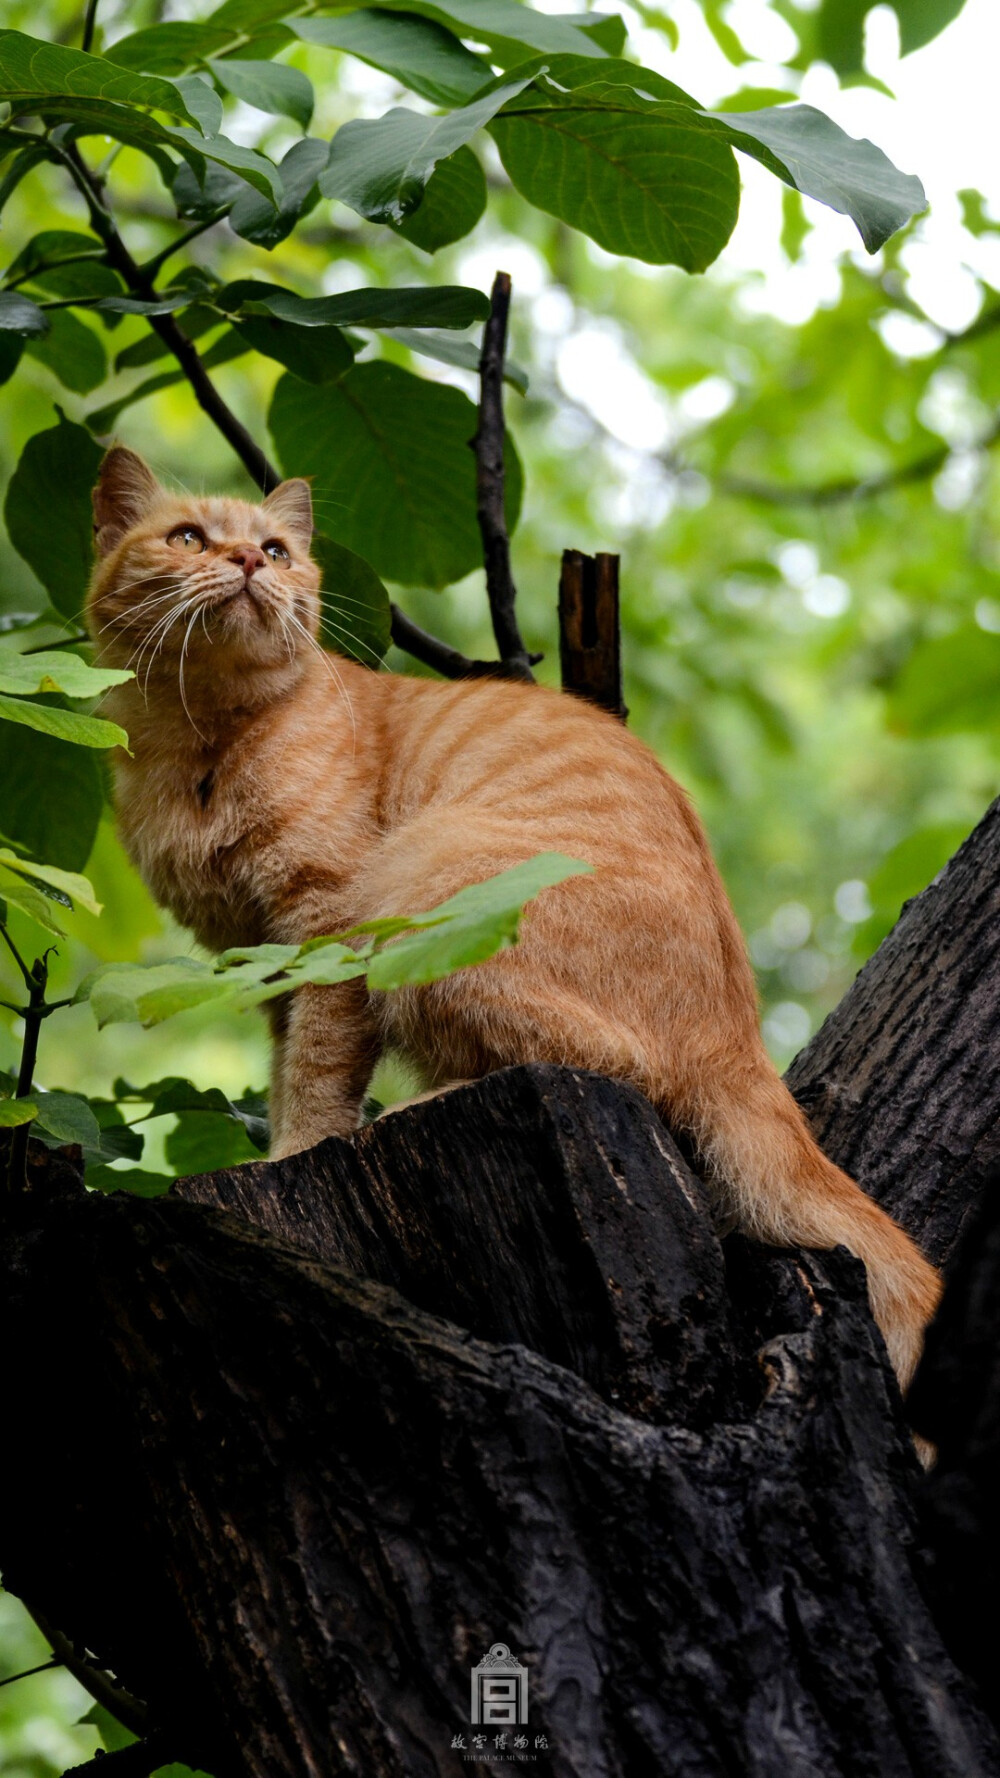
[64, 1733, 175, 1778]
[558, 549, 627, 718]
[472, 272, 536, 681]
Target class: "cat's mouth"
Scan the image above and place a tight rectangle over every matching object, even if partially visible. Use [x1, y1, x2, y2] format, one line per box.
[213, 583, 266, 618]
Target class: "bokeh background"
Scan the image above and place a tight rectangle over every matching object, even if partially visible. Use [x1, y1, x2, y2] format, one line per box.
[2, 0, 998, 1765]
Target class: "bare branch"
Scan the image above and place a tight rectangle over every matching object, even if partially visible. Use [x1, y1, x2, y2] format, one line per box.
[473, 272, 536, 681]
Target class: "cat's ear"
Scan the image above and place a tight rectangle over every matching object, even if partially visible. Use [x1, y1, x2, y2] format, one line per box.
[93, 448, 160, 556]
[262, 478, 313, 549]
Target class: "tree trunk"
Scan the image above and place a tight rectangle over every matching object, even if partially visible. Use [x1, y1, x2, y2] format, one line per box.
[4, 800, 1000, 1778]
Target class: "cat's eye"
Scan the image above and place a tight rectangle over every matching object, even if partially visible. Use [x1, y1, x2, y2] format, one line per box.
[263, 538, 290, 564]
[167, 526, 206, 554]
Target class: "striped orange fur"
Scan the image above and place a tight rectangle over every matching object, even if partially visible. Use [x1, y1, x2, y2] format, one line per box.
[87, 449, 941, 1393]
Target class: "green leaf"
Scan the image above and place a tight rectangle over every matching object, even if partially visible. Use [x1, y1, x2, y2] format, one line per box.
[0, 331, 23, 384]
[0, 866, 67, 934]
[310, 534, 392, 665]
[0, 1099, 37, 1128]
[320, 70, 535, 224]
[269, 360, 523, 587]
[0, 849, 101, 915]
[566, 11, 628, 54]
[0, 644, 132, 702]
[373, 0, 607, 64]
[106, 21, 234, 74]
[124, 1076, 269, 1149]
[0, 720, 104, 868]
[489, 60, 740, 270]
[0, 289, 48, 336]
[5, 229, 106, 281]
[0, 29, 212, 130]
[94, 290, 198, 317]
[229, 136, 329, 247]
[32, 1089, 102, 1149]
[81, 957, 226, 1027]
[393, 144, 486, 252]
[704, 103, 927, 253]
[23, 309, 106, 395]
[815, 0, 967, 75]
[4, 412, 105, 618]
[165, 1109, 262, 1175]
[209, 56, 314, 130]
[383, 325, 528, 393]
[220, 277, 489, 329]
[86, 1164, 173, 1197]
[86, 327, 249, 432]
[291, 10, 491, 107]
[232, 315, 354, 384]
[0, 695, 129, 752]
[366, 853, 594, 988]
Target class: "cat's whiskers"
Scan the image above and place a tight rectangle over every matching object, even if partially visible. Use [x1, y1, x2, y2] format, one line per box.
[95, 573, 187, 636]
[178, 602, 211, 742]
[317, 613, 384, 669]
[282, 607, 356, 748]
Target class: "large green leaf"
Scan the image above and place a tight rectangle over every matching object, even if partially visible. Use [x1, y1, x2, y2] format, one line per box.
[229, 137, 329, 247]
[490, 61, 740, 269]
[4, 412, 104, 618]
[393, 144, 487, 252]
[320, 70, 535, 224]
[165, 1109, 262, 1174]
[219, 277, 489, 329]
[209, 57, 314, 130]
[269, 360, 523, 587]
[232, 314, 354, 383]
[0, 720, 104, 867]
[0, 30, 211, 130]
[365, 853, 593, 988]
[310, 534, 392, 665]
[291, 10, 491, 107]
[23, 309, 106, 395]
[0, 1099, 37, 1129]
[0, 695, 128, 751]
[705, 104, 927, 254]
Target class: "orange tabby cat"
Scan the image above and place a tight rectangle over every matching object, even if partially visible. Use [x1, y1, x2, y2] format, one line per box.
[87, 447, 941, 1392]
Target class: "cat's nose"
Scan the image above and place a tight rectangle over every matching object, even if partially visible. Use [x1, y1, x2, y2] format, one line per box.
[229, 545, 267, 578]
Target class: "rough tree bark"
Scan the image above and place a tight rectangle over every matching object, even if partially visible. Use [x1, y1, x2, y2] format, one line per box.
[3, 801, 1000, 1778]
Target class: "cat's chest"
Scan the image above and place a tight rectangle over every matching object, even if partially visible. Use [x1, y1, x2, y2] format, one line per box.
[119, 754, 274, 941]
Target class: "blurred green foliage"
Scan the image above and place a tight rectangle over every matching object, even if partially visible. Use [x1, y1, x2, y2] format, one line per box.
[0, 0, 994, 1765]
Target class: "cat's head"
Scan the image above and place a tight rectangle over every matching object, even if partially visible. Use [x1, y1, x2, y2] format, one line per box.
[86, 448, 322, 685]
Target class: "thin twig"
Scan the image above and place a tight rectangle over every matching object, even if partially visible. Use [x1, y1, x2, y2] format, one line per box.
[0, 1658, 61, 1688]
[472, 272, 535, 680]
[80, 0, 100, 53]
[0, 922, 34, 993]
[389, 605, 529, 681]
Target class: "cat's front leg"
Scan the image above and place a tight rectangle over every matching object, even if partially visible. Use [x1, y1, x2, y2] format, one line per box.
[268, 977, 380, 1160]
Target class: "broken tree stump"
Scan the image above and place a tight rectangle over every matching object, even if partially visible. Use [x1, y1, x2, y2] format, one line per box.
[5, 799, 1000, 1776]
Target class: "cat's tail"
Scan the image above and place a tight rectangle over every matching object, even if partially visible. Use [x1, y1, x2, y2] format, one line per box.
[664, 1059, 942, 1392]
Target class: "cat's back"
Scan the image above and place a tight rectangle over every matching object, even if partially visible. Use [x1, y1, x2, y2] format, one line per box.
[375, 668, 705, 867]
